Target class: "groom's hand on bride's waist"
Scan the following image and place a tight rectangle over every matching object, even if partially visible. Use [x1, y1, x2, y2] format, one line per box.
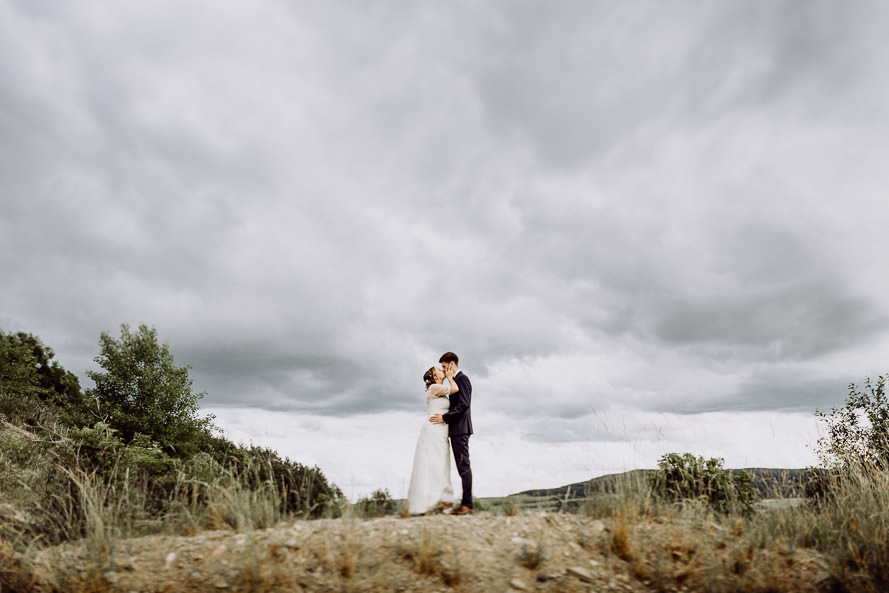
[429, 414, 444, 424]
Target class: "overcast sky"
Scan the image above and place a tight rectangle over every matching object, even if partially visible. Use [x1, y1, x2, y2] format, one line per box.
[3, 0, 889, 498]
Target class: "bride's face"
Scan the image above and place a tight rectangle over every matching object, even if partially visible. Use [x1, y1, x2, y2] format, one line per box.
[433, 368, 445, 382]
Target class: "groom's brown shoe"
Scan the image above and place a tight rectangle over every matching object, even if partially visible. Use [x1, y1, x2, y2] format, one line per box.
[453, 505, 472, 516]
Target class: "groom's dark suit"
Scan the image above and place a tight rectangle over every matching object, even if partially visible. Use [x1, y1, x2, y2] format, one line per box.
[442, 370, 472, 508]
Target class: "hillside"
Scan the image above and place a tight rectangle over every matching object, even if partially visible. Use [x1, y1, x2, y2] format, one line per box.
[2, 511, 831, 593]
[514, 468, 808, 499]
[477, 468, 807, 514]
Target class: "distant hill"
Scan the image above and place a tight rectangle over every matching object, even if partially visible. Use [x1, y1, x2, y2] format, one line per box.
[514, 469, 652, 499]
[734, 468, 809, 498]
[513, 468, 808, 500]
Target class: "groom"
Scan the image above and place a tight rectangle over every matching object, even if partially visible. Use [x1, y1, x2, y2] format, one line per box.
[430, 351, 473, 515]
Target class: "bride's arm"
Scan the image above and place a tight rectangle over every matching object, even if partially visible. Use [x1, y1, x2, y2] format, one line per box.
[429, 384, 450, 397]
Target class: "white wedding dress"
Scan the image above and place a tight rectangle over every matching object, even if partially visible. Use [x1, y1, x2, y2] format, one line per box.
[406, 383, 456, 514]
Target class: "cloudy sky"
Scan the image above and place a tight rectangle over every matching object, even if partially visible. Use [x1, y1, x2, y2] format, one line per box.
[3, 0, 889, 498]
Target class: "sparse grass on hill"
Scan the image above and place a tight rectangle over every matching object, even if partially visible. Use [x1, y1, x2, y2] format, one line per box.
[3, 329, 889, 592]
[1, 325, 346, 591]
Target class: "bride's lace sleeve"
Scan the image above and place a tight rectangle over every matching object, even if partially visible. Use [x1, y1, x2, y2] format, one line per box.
[428, 384, 449, 398]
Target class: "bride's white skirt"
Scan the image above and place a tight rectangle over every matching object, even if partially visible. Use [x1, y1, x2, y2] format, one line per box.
[407, 420, 456, 514]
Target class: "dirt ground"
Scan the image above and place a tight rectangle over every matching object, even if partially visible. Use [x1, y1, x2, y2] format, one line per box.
[4, 511, 834, 593]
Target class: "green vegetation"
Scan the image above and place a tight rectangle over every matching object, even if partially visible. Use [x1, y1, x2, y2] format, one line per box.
[477, 374, 889, 590]
[87, 324, 216, 457]
[649, 452, 758, 516]
[815, 374, 889, 468]
[488, 467, 801, 517]
[0, 325, 344, 558]
[608, 375, 889, 591]
[354, 488, 397, 518]
[5, 325, 889, 591]
[0, 330, 92, 427]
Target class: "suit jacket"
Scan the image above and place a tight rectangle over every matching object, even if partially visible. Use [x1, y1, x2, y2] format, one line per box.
[442, 370, 473, 436]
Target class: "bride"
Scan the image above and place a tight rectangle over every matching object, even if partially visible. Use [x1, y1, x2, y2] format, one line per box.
[406, 364, 458, 515]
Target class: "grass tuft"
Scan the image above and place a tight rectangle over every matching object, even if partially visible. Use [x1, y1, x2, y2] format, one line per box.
[519, 539, 545, 569]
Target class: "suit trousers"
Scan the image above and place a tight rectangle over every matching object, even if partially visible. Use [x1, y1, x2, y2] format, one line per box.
[450, 434, 472, 508]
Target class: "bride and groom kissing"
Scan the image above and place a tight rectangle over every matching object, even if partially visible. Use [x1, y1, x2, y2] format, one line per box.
[407, 351, 473, 516]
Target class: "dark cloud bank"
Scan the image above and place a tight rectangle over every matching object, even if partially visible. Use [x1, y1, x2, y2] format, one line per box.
[3, 1, 889, 439]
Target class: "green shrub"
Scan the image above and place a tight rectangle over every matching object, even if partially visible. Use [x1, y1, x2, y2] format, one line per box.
[806, 374, 889, 505]
[815, 374, 889, 469]
[649, 452, 758, 515]
[354, 488, 397, 517]
[0, 326, 346, 552]
[205, 440, 344, 518]
[472, 497, 489, 512]
[0, 330, 92, 428]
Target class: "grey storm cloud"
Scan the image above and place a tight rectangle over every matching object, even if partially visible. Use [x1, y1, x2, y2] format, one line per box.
[2, 0, 889, 430]
[466, 1, 887, 167]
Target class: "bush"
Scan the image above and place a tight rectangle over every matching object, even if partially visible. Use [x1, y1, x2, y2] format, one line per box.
[0, 326, 346, 552]
[472, 497, 490, 512]
[649, 452, 758, 515]
[354, 488, 397, 517]
[815, 374, 889, 469]
[0, 330, 92, 427]
[205, 440, 344, 518]
[802, 466, 843, 503]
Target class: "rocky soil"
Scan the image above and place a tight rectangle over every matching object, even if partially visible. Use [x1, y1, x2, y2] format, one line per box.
[4, 511, 833, 593]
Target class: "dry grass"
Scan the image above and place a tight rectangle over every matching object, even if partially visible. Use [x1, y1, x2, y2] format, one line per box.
[396, 529, 464, 587]
[4, 421, 889, 593]
[607, 510, 633, 561]
[0, 509, 840, 593]
[582, 462, 889, 593]
[233, 535, 289, 593]
[439, 549, 463, 586]
[399, 530, 440, 576]
[518, 540, 545, 569]
[335, 522, 364, 579]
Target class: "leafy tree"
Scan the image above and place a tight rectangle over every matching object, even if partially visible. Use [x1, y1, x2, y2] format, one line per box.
[86, 324, 215, 457]
[0, 330, 89, 426]
[649, 452, 758, 515]
[815, 375, 889, 468]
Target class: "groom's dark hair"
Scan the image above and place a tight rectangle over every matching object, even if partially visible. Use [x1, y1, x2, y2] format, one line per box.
[439, 352, 459, 365]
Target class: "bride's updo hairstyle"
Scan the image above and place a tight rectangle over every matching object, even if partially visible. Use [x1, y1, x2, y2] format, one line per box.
[423, 367, 436, 389]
